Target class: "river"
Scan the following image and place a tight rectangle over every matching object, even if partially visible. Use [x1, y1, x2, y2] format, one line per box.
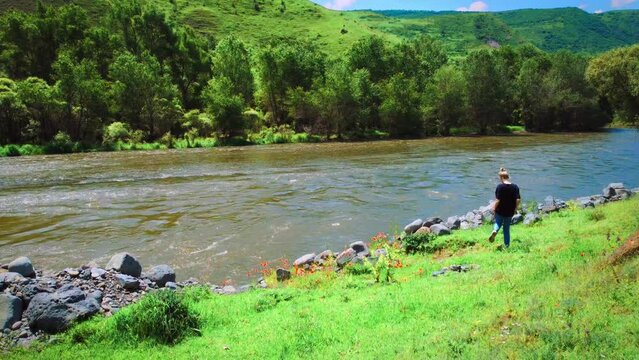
[1, 129, 638, 282]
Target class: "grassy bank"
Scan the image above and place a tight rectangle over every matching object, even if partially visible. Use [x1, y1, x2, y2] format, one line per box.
[7, 197, 639, 359]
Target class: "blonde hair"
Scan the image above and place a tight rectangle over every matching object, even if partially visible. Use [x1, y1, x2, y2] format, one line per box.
[498, 167, 510, 180]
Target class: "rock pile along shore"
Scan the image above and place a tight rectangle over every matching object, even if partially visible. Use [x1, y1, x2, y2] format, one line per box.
[0, 183, 635, 348]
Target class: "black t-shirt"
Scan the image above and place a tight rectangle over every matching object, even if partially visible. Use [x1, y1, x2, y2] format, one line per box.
[495, 183, 521, 217]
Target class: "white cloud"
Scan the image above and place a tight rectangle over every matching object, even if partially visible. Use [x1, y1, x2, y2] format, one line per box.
[611, 0, 636, 8]
[578, 3, 588, 10]
[595, 9, 605, 13]
[324, 0, 357, 10]
[456, 1, 489, 12]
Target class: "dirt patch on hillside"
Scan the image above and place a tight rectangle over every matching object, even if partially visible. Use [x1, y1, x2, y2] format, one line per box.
[609, 230, 639, 265]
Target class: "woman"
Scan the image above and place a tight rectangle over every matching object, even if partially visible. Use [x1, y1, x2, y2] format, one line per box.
[488, 168, 521, 248]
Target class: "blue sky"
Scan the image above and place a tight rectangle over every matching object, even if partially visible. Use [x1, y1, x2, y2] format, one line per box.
[312, 0, 639, 13]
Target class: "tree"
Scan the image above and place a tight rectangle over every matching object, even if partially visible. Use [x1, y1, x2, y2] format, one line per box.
[348, 36, 392, 83]
[464, 49, 507, 134]
[379, 73, 423, 138]
[256, 41, 325, 125]
[390, 36, 448, 90]
[53, 53, 110, 142]
[314, 61, 358, 137]
[424, 65, 467, 136]
[587, 44, 639, 124]
[212, 36, 254, 105]
[201, 76, 246, 138]
[16, 77, 64, 142]
[109, 51, 182, 139]
[0, 78, 28, 144]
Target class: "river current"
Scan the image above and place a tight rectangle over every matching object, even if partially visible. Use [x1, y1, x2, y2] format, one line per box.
[1, 129, 637, 282]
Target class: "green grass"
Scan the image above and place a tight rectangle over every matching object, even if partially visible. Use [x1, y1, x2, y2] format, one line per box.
[7, 196, 639, 359]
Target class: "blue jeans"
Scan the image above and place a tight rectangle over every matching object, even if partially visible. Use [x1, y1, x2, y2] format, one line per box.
[494, 214, 512, 247]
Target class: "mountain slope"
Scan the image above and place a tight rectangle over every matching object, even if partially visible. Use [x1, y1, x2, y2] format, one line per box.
[0, 1, 637, 55]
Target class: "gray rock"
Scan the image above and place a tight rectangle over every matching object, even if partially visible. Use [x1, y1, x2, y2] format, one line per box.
[524, 213, 541, 226]
[422, 217, 443, 228]
[8, 257, 35, 278]
[446, 216, 461, 230]
[480, 207, 495, 223]
[350, 241, 370, 257]
[336, 248, 357, 267]
[106, 253, 142, 277]
[90, 268, 106, 279]
[314, 250, 334, 263]
[17, 284, 51, 306]
[415, 227, 431, 235]
[25, 286, 100, 333]
[0, 294, 23, 330]
[404, 219, 423, 235]
[65, 269, 80, 277]
[220, 285, 236, 295]
[374, 248, 388, 257]
[293, 253, 316, 267]
[0, 272, 25, 285]
[615, 189, 632, 200]
[430, 224, 451, 236]
[237, 285, 252, 293]
[146, 265, 176, 287]
[540, 196, 560, 213]
[460, 221, 471, 230]
[576, 197, 595, 208]
[592, 195, 606, 206]
[511, 213, 523, 225]
[87, 291, 103, 304]
[276, 268, 291, 282]
[257, 277, 268, 289]
[115, 274, 139, 291]
[165, 282, 178, 290]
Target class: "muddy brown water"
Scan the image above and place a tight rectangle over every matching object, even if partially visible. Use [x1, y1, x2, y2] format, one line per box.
[1, 129, 638, 283]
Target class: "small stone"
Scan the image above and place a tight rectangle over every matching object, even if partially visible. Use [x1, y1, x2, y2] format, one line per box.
[11, 321, 22, 331]
[8, 257, 35, 278]
[293, 253, 316, 267]
[165, 282, 178, 290]
[432, 270, 447, 277]
[374, 248, 388, 257]
[90, 268, 106, 279]
[276, 268, 291, 282]
[446, 216, 461, 230]
[524, 213, 541, 226]
[0, 272, 25, 285]
[403, 219, 423, 235]
[65, 269, 80, 277]
[314, 250, 334, 263]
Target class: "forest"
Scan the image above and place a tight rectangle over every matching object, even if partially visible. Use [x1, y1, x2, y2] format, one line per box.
[0, 1, 637, 155]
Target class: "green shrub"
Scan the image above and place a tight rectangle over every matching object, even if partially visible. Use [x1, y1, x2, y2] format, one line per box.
[45, 131, 75, 154]
[114, 290, 200, 345]
[103, 122, 131, 144]
[587, 209, 605, 222]
[19, 144, 44, 156]
[402, 232, 435, 254]
[4, 144, 21, 157]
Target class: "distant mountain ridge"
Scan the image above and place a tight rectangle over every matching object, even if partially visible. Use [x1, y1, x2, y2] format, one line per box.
[0, 1, 637, 55]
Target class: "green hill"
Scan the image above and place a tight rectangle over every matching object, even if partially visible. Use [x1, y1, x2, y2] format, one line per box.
[0, 1, 638, 55]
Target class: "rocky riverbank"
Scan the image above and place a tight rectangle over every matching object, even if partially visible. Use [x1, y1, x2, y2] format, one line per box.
[1, 182, 636, 349]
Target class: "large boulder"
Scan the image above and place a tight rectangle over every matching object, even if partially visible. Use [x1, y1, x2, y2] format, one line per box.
[293, 254, 316, 267]
[314, 250, 334, 264]
[575, 197, 595, 209]
[146, 265, 176, 287]
[115, 274, 140, 291]
[422, 217, 443, 228]
[25, 285, 100, 333]
[106, 253, 142, 277]
[479, 206, 495, 223]
[524, 213, 541, 226]
[403, 219, 423, 235]
[430, 224, 451, 236]
[276, 268, 291, 282]
[350, 241, 370, 257]
[0, 294, 23, 330]
[8, 256, 35, 278]
[511, 213, 523, 225]
[0, 272, 25, 286]
[336, 248, 357, 267]
[603, 183, 625, 198]
[446, 216, 461, 230]
[415, 227, 431, 235]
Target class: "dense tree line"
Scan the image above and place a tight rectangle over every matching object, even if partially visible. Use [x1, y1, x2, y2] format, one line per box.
[0, 1, 635, 149]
